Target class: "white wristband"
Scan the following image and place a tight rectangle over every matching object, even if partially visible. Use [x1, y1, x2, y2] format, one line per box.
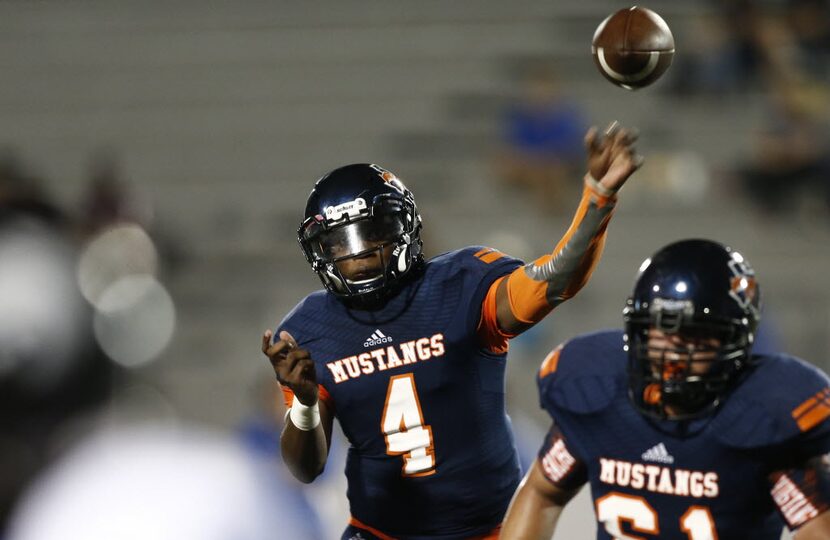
[584, 173, 617, 197]
[288, 396, 320, 431]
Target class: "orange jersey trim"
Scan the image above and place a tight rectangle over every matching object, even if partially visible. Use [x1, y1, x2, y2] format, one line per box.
[348, 518, 500, 540]
[539, 345, 563, 378]
[280, 383, 334, 413]
[474, 247, 508, 264]
[473, 525, 502, 539]
[793, 387, 830, 432]
[505, 265, 550, 325]
[477, 276, 512, 354]
[348, 517, 397, 540]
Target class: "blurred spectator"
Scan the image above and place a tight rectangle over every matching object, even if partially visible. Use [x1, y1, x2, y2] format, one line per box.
[0, 151, 65, 226]
[8, 423, 321, 540]
[0, 209, 106, 532]
[79, 149, 155, 237]
[79, 149, 184, 273]
[736, 78, 830, 215]
[672, 0, 830, 96]
[786, 0, 830, 80]
[495, 64, 588, 210]
[669, 1, 766, 96]
[0, 206, 322, 539]
[237, 378, 332, 538]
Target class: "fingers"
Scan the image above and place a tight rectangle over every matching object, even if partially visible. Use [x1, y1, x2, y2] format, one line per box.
[606, 123, 637, 149]
[588, 122, 638, 151]
[261, 328, 310, 374]
[261, 330, 273, 353]
[278, 349, 316, 388]
[606, 124, 641, 167]
[288, 352, 316, 382]
[260, 329, 317, 400]
[262, 328, 297, 356]
[280, 330, 298, 349]
[282, 349, 305, 377]
[587, 121, 644, 189]
[584, 126, 600, 153]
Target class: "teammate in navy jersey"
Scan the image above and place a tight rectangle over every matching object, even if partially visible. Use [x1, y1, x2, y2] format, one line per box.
[261, 123, 642, 539]
[502, 239, 830, 539]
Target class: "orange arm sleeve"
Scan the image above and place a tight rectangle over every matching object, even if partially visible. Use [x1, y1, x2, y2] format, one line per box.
[505, 180, 616, 325]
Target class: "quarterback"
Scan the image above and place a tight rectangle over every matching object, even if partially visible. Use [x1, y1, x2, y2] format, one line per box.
[262, 123, 641, 539]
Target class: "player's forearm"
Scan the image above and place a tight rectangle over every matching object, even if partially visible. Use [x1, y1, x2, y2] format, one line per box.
[505, 179, 616, 324]
[502, 461, 576, 539]
[501, 487, 564, 539]
[280, 422, 328, 483]
[794, 509, 830, 539]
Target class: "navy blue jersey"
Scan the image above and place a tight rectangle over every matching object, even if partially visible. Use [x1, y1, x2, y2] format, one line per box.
[279, 247, 523, 538]
[536, 329, 830, 539]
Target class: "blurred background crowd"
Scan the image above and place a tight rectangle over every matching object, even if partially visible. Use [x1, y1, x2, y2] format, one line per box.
[0, 0, 828, 538]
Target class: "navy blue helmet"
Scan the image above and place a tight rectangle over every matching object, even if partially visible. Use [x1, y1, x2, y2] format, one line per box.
[623, 239, 761, 420]
[298, 164, 423, 301]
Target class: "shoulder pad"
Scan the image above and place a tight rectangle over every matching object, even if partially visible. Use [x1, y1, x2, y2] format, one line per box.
[713, 354, 830, 448]
[428, 247, 523, 337]
[537, 329, 627, 416]
[429, 246, 523, 275]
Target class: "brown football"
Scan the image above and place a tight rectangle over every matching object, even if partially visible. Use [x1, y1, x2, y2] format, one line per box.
[592, 6, 675, 90]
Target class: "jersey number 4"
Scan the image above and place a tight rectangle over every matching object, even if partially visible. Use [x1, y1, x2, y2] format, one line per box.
[381, 374, 436, 476]
[597, 493, 718, 540]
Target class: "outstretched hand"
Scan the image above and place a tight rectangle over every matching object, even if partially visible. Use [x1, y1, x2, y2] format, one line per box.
[262, 329, 319, 406]
[585, 121, 643, 193]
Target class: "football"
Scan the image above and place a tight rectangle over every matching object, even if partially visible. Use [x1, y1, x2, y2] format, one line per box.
[591, 6, 675, 90]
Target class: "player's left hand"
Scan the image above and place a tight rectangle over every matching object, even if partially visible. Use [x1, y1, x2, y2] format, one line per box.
[585, 121, 643, 193]
[261, 329, 319, 406]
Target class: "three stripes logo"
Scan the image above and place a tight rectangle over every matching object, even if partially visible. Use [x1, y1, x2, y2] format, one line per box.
[641, 442, 675, 464]
[473, 247, 506, 264]
[364, 329, 393, 348]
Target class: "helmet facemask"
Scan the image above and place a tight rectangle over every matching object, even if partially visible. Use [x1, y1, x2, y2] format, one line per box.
[622, 239, 761, 422]
[625, 300, 754, 421]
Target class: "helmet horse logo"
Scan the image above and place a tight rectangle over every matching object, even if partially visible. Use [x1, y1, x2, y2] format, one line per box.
[727, 257, 758, 315]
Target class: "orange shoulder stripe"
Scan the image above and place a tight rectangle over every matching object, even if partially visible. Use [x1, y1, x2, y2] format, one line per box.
[792, 387, 830, 432]
[474, 247, 507, 264]
[539, 345, 563, 378]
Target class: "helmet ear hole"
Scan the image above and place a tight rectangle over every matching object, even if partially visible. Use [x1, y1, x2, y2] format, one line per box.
[397, 245, 408, 273]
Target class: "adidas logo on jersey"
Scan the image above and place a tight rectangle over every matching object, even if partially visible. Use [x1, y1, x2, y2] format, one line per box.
[364, 329, 393, 347]
[641, 442, 675, 464]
